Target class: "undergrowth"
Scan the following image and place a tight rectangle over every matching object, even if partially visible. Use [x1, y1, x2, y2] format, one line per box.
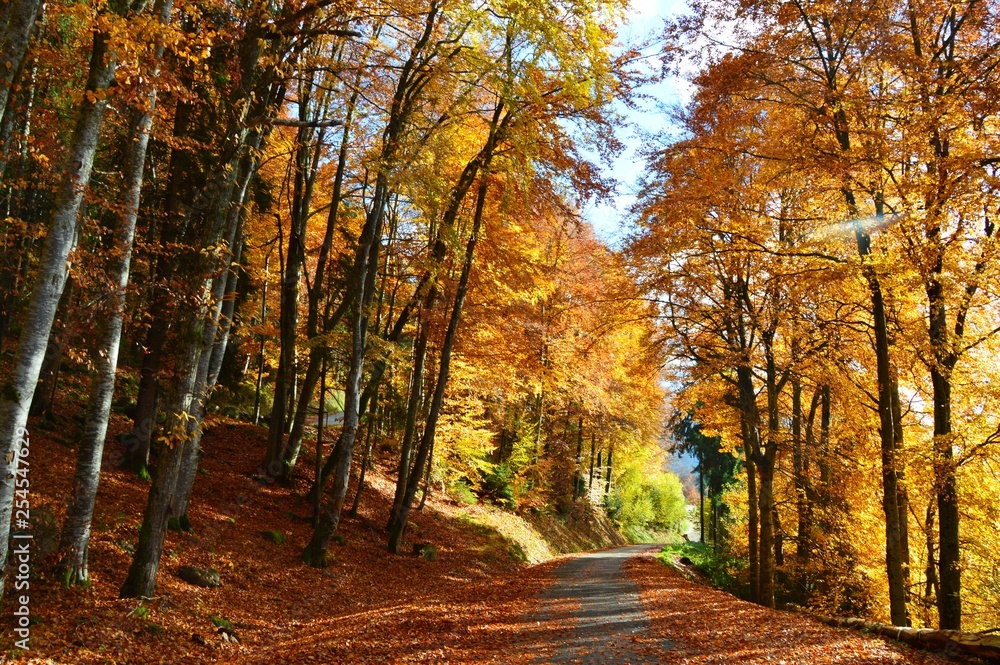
[659, 541, 748, 598]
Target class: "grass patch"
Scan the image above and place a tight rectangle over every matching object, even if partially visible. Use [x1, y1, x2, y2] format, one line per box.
[262, 529, 285, 545]
[466, 509, 555, 564]
[210, 613, 232, 630]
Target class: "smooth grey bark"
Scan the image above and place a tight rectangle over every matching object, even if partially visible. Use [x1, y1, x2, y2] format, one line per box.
[58, 72, 165, 580]
[120, 142, 253, 598]
[348, 389, 377, 518]
[0, 0, 42, 124]
[0, 27, 119, 602]
[171, 154, 256, 520]
[206, 232, 244, 388]
[120, 33, 276, 591]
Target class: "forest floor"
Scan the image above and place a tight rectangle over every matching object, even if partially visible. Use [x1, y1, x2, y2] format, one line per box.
[0, 407, 612, 664]
[0, 408, 959, 664]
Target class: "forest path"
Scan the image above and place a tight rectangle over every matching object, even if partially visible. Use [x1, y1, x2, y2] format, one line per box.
[525, 544, 670, 664]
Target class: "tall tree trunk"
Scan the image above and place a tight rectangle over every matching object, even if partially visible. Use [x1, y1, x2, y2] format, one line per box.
[206, 231, 244, 388]
[573, 416, 584, 500]
[349, 397, 378, 518]
[120, 138, 255, 598]
[604, 444, 614, 495]
[0, 27, 120, 602]
[119, 306, 205, 598]
[757, 457, 776, 608]
[930, 362, 960, 628]
[386, 174, 490, 553]
[926, 272, 961, 628]
[924, 500, 939, 626]
[121, 98, 197, 475]
[389, 317, 427, 526]
[282, 61, 362, 473]
[58, 10, 171, 578]
[302, 172, 390, 566]
[252, 255, 270, 425]
[170, 147, 256, 520]
[417, 434, 434, 511]
[588, 431, 596, 490]
[792, 378, 806, 561]
[819, 385, 831, 489]
[313, 353, 326, 525]
[266, 91, 321, 475]
[740, 409, 760, 604]
[698, 456, 705, 544]
[835, 98, 909, 622]
[119, 27, 274, 592]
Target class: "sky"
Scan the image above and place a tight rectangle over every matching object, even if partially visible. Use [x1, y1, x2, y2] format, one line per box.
[581, 0, 693, 245]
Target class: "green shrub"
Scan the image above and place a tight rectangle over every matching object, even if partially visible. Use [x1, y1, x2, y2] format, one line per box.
[480, 464, 518, 508]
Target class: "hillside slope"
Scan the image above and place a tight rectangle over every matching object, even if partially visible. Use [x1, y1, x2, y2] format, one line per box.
[2, 411, 625, 663]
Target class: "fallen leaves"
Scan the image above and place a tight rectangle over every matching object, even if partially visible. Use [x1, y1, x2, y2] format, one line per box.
[625, 552, 953, 665]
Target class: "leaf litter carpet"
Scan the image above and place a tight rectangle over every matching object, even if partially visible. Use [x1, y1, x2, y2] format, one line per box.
[2, 413, 956, 664]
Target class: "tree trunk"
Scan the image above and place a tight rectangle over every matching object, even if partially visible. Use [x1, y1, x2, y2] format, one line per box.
[387, 174, 491, 554]
[348, 388, 377, 518]
[604, 445, 614, 495]
[284, 73, 361, 473]
[389, 317, 427, 526]
[0, 28, 119, 602]
[313, 353, 326, 525]
[757, 457, 776, 608]
[120, 141, 254, 598]
[170, 148, 256, 520]
[57, 16, 170, 577]
[793, 378, 811, 562]
[266, 79, 324, 474]
[890, 372, 911, 590]
[206, 232, 244, 389]
[741, 413, 760, 604]
[698, 457, 705, 544]
[302, 172, 389, 566]
[573, 416, 584, 500]
[417, 434, 434, 511]
[252, 255, 270, 425]
[119, 313, 203, 598]
[931, 364, 960, 629]
[122, 311, 165, 475]
[281, 346, 323, 471]
[926, 270, 961, 629]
